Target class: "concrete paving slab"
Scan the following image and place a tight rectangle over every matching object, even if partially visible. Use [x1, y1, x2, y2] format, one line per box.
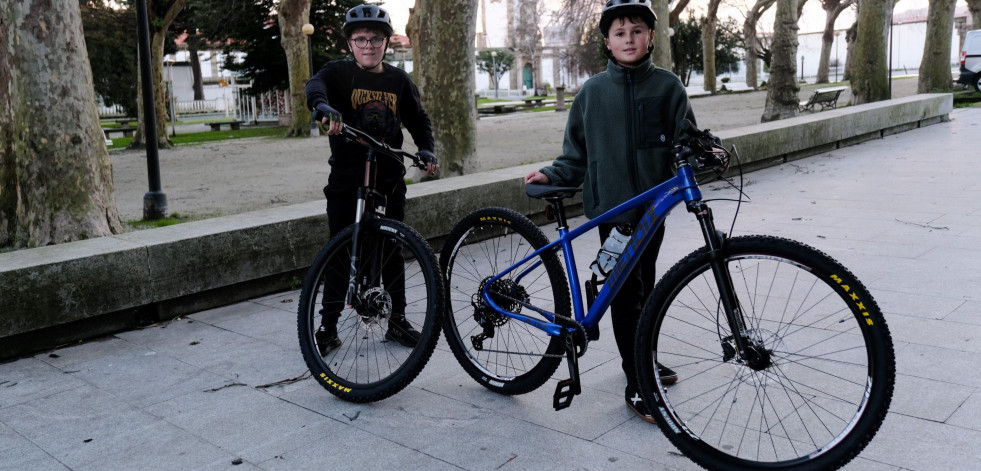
[889, 373, 974, 423]
[252, 421, 460, 470]
[887, 314, 981, 352]
[144, 385, 326, 461]
[0, 357, 85, 409]
[65, 421, 234, 471]
[946, 300, 981, 325]
[861, 413, 981, 471]
[0, 384, 162, 463]
[895, 342, 981, 388]
[0, 422, 68, 470]
[947, 390, 981, 432]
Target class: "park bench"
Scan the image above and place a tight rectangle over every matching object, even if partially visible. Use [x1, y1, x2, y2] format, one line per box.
[102, 126, 137, 138]
[521, 97, 546, 108]
[205, 120, 244, 131]
[799, 86, 847, 112]
[487, 104, 518, 114]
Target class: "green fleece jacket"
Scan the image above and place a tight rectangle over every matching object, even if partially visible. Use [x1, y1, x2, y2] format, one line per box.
[541, 59, 695, 225]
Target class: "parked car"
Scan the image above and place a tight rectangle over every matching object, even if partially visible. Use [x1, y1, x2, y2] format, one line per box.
[958, 29, 981, 92]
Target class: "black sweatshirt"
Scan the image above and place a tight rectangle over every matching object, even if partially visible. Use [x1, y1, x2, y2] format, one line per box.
[305, 58, 434, 189]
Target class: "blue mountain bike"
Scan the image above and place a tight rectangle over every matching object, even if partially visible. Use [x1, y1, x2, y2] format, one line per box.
[438, 122, 895, 470]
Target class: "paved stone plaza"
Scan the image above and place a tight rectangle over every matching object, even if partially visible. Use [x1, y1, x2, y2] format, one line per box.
[2, 106, 980, 470]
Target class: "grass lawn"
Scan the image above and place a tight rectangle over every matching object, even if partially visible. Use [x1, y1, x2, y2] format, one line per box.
[107, 126, 288, 150]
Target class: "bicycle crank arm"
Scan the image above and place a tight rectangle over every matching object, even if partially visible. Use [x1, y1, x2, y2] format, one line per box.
[553, 333, 582, 411]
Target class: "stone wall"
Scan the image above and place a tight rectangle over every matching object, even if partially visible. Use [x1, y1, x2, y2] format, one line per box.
[0, 93, 953, 359]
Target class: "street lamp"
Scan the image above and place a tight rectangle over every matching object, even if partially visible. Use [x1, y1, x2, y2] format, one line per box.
[834, 30, 841, 83]
[302, 23, 318, 137]
[491, 51, 499, 99]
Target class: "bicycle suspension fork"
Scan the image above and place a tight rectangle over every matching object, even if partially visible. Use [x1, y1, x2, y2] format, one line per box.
[689, 202, 759, 367]
[344, 149, 379, 308]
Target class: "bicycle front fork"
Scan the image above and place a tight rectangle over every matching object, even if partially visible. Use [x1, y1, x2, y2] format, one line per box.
[689, 202, 762, 367]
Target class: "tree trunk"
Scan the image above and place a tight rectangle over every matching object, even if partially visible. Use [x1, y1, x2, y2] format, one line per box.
[918, 0, 956, 93]
[189, 45, 204, 100]
[816, 1, 841, 83]
[843, 19, 857, 80]
[0, 0, 122, 249]
[407, 6, 422, 84]
[850, 0, 889, 105]
[968, 0, 981, 30]
[278, 0, 313, 137]
[744, 0, 776, 90]
[702, 0, 722, 93]
[761, 0, 800, 122]
[415, 0, 479, 176]
[669, 0, 691, 27]
[652, 0, 672, 69]
[816, 14, 835, 83]
[130, 0, 187, 149]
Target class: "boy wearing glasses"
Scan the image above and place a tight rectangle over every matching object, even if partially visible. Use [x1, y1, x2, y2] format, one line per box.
[305, 4, 438, 353]
[524, 0, 694, 423]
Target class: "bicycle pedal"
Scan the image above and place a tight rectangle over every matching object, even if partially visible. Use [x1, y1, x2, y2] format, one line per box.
[553, 378, 581, 411]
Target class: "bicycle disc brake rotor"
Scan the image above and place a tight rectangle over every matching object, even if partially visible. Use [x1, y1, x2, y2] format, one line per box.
[720, 329, 786, 384]
[357, 287, 392, 328]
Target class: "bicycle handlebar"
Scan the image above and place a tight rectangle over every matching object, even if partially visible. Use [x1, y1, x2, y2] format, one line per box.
[674, 119, 731, 174]
[339, 125, 432, 171]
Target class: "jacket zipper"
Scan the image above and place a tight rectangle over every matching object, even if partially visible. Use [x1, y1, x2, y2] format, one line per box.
[624, 68, 641, 196]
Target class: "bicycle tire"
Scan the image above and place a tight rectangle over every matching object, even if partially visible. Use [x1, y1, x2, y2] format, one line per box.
[439, 207, 570, 395]
[635, 235, 895, 470]
[298, 218, 443, 403]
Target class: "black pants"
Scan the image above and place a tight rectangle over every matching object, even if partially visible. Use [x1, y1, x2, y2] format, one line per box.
[598, 222, 666, 388]
[321, 181, 408, 324]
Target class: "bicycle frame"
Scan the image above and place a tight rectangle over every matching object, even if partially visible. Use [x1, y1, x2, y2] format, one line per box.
[481, 162, 742, 343]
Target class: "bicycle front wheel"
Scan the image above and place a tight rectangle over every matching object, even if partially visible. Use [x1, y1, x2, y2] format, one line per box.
[439, 207, 570, 395]
[298, 218, 443, 403]
[636, 236, 895, 471]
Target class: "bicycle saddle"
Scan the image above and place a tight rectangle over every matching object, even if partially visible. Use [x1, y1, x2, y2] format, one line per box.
[525, 183, 581, 201]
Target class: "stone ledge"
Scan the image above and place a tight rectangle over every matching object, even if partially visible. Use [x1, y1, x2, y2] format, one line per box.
[0, 93, 952, 359]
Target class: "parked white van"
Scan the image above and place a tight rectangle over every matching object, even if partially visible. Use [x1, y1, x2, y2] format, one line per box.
[957, 30, 981, 92]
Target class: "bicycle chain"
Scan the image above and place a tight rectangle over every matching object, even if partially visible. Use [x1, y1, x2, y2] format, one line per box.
[472, 287, 589, 358]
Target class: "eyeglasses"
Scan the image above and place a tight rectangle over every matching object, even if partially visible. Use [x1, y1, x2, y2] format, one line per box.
[351, 36, 385, 49]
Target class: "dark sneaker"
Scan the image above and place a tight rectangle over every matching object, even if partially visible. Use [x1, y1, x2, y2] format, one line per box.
[625, 385, 655, 424]
[315, 325, 341, 356]
[386, 316, 420, 347]
[657, 362, 678, 385]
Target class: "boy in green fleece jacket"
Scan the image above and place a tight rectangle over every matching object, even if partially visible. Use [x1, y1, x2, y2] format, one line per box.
[524, 0, 695, 424]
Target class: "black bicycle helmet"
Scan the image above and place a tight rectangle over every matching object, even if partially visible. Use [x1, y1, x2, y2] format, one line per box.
[343, 4, 394, 38]
[599, 0, 657, 38]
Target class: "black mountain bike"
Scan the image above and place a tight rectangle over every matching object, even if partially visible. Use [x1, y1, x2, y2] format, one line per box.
[298, 125, 443, 403]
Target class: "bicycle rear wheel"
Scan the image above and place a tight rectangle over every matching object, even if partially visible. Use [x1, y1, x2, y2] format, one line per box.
[298, 218, 443, 403]
[636, 236, 895, 471]
[439, 207, 570, 395]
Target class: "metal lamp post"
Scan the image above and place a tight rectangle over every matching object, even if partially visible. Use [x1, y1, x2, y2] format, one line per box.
[135, 0, 166, 220]
[491, 51, 498, 99]
[302, 23, 318, 137]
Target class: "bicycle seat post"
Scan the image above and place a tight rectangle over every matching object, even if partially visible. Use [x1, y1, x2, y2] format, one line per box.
[545, 197, 569, 230]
